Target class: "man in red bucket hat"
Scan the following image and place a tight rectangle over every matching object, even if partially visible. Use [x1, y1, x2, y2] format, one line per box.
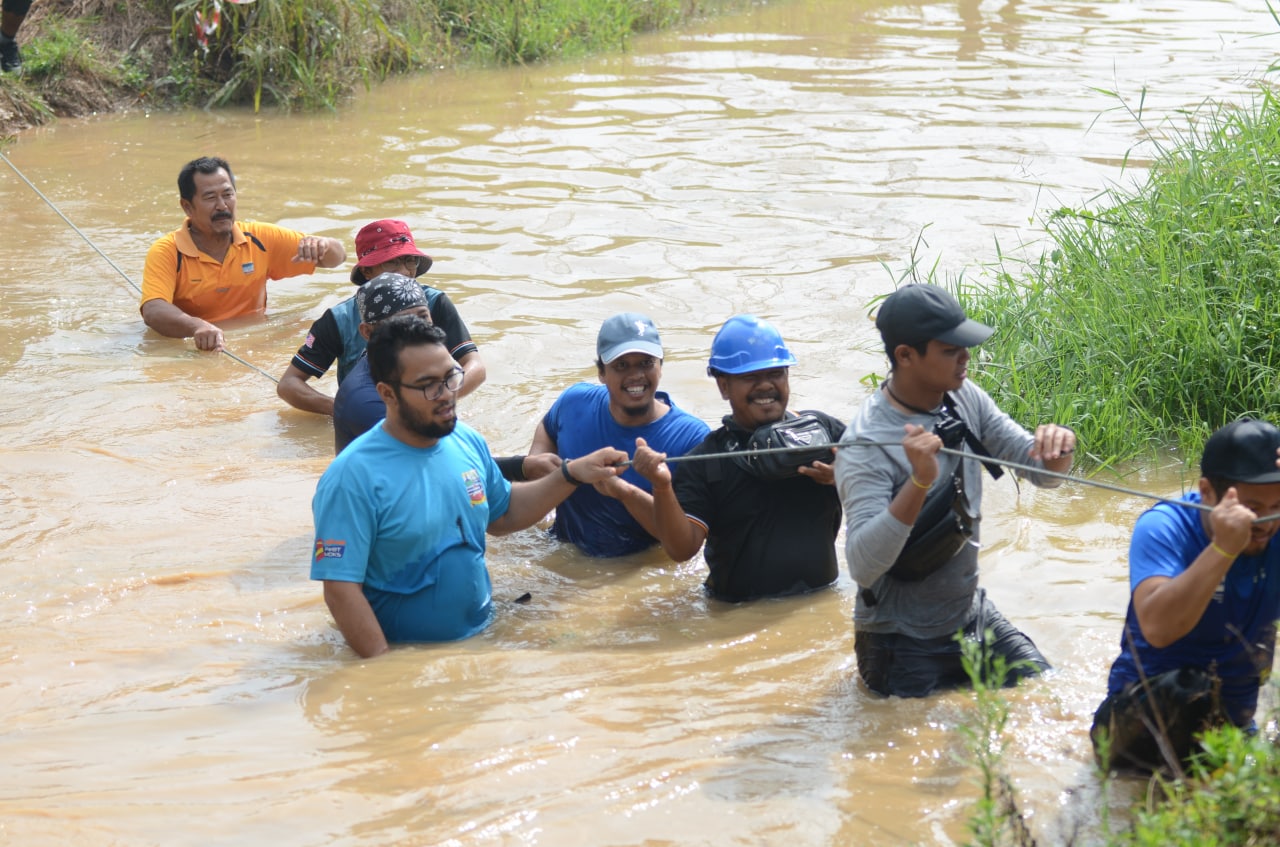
[277, 219, 486, 415]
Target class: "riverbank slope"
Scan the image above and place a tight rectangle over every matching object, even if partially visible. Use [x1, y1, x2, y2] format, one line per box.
[0, 0, 736, 139]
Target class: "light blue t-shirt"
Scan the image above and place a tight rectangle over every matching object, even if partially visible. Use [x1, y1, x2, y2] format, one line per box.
[541, 382, 709, 557]
[311, 421, 512, 642]
[1106, 492, 1280, 725]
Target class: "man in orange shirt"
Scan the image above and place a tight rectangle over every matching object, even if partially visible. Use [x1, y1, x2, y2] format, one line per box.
[141, 156, 346, 352]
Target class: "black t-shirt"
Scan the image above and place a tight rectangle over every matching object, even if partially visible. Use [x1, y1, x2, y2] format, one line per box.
[673, 410, 845, 602]
[290, 286, 477, 380]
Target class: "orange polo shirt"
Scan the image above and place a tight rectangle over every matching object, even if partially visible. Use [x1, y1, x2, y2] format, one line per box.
[140, 219, 317, 323]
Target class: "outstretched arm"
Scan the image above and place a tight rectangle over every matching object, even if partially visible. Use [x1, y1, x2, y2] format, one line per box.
[489, 446, 628, 535]
[293, 236, 346, 268]
[632, 438, 706, 561]
[454, 351, 487, 400]
[593, 475, 662, 540]
[1029, 423, 1076, 479]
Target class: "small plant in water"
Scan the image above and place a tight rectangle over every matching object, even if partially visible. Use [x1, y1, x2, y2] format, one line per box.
[956, 633, 1038, 847]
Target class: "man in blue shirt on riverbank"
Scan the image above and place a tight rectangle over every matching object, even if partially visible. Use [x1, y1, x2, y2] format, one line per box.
[1092, 418, 1280, 773]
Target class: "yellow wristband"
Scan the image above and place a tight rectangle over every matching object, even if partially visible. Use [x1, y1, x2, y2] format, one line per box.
[909, 473, 931, 490]
[1210, 542, 1239, 559]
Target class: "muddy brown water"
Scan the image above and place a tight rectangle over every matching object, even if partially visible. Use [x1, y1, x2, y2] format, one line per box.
[1, 0, 1275, 843]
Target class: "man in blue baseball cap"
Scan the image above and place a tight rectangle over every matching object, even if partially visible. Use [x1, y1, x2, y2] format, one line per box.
[528, 313, 709, 558]
[632, 315, 846, 600]
[1091, 418, 1280, 773]
[836, 284, 1076, 698]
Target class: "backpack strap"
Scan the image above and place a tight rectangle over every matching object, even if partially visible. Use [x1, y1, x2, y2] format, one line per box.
[942, 392, 1003, 480]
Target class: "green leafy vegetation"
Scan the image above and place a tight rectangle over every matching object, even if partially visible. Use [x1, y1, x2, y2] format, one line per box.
[1, 0, 746, 130]
[435, 0, 688, 64]
[1123, 722, 1280, 845]
[18, 14, 111, 82]
[926, 87, 1280, 469]
[956, 637, 1280, 846]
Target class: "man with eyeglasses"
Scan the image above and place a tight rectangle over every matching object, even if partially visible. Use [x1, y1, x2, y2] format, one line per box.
[332, 273, 558, 481]
[631, 315, 845, 600]
[528, 313, 709, 558]
[141, 156, 347, 352]
[278, 219, 486, 415]
[835, 284, 1074, 698]
[311, 314, 628, 657]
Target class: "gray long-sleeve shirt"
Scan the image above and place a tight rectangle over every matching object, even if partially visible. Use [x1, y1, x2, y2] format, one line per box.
[834, 380, 1062, 639]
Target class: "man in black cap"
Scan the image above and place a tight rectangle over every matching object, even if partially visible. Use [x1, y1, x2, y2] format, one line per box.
[835, 284, 1076, 698]
[1091, 418, 1280, 773]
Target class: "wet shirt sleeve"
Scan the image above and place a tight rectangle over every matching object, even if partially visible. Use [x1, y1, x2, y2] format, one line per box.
[291, 309, 342, 378]
[140, 232, 180, 306]
[311, 461, 377, 584]
[427, 291, 479, 362]
[250, 221, 317, 281]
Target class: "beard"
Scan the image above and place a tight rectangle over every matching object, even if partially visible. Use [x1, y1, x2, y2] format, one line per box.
[398, 398, 458, 440]
[617, 397, 655, 420]
[408, 418, 457, 439]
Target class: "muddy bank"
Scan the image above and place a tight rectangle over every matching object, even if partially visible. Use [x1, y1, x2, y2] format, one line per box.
[0, 0, 728, 140]
[0, 0, 166, 138]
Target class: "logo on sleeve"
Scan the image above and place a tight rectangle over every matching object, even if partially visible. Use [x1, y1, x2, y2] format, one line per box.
[462, 469, 486, 506]
[314, 539, 346, 561]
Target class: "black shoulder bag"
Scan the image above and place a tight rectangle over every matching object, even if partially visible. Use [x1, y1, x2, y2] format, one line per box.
[733, 413, 836, 479]
[884, 469, 978, 582]
[860, 393, 998, 604]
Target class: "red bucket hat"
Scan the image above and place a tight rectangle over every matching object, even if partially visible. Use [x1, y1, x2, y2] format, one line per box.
[349, 219, 433, 284]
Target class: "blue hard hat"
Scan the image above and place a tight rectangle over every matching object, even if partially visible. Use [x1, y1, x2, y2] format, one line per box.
[707, 315, 798, 375]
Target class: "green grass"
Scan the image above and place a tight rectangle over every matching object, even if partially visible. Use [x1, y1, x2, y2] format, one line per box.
[435, 0, 689, 65]
[913, 86, 1280, 469]
[8, 0, 756, 121]
[956, 637, 1280, 846]
[19, 15, 111, 82]
[1121, 722, 1280, 846]
[167, 0, 430, 111]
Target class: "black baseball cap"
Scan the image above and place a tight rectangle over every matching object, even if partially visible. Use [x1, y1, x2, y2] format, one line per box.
[875, 284, 994, 348]
[1201, 418, 1280, 484]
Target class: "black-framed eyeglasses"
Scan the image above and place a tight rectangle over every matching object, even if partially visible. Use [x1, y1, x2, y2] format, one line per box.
[380, 255, 419, 270]
[393, 367, 465, 400]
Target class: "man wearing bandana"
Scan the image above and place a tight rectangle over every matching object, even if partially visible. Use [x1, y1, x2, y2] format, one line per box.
[333, 273, 557, 482]
[278, 218, 486, 415]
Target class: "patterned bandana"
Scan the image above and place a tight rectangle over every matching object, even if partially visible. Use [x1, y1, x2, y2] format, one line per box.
[357, 272, 428, 324]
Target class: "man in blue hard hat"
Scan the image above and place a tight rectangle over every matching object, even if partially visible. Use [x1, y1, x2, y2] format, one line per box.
[529, 313, 710, 558]
[632, 315, 845, 600]
[1091, 418, 1280, 773]
[836, 284, 1075, 698]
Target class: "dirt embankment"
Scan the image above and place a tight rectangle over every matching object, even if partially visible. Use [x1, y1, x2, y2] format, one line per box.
[0, 1, 171, 139]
